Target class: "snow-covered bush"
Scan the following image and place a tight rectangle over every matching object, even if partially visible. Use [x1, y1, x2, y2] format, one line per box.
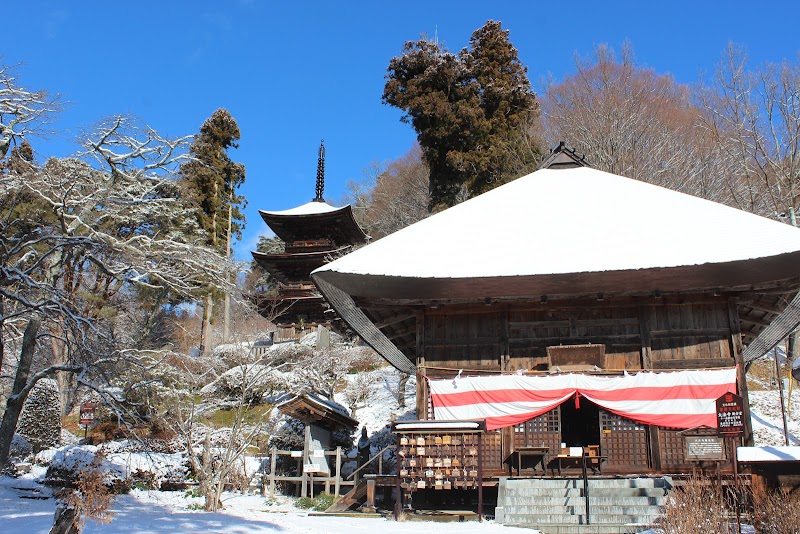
[200, 364, 302, 402]
[212, 342, 251, 366]
[60, 428, 80, 447]
[343, 372, 376, 412]
[267, 341, 313, 366]
[17, 378, 61, 453]
[9, 434, 33, 459]
[45, 444, 188, 490]
[46, 445, 128, 490]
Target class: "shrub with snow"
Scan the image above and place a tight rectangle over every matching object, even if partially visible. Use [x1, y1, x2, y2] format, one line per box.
[17, 378, 62, 453]
[200, 364, 302, 402]
[212, 342, 252, 366]
[60, 428, 80, 447]
[9, 434, 33, 459]
[46, 444, 189, 490]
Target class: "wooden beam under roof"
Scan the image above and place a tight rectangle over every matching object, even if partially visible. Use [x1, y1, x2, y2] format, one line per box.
[375, 311, 417, 329]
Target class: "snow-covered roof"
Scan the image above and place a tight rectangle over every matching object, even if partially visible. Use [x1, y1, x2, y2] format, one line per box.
[737, 446, 800, 462]
[260, 200, 344, 217]
[314, 167, 800, 280]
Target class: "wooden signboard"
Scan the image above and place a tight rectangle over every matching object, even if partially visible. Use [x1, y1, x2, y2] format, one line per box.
[685, 436, 726, 460]
[547, 344, 605, 371]
[79, 403, 96, 428]
[716, 392, 745, 436]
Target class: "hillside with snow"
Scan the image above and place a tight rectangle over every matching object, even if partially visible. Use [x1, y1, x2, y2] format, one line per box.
[1, 347, 798, 534]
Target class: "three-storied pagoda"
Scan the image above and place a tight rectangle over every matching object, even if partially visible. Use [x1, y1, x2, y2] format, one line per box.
[252, 142, 368, 327]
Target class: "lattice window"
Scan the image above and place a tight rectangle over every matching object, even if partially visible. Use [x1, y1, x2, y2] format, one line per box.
[659, 429, 686, 468]
[514, 407, 562, 454]
[600, 409, 648, 468]
[599, 410, 644, 431]
[525, 408, 561, 433]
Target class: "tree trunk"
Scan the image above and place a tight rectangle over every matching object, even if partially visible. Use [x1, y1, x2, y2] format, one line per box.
[223, 202, 232, 343]
[199, 295, 213, 355]
[49, 503, 80, 534]
[397, 373, 409, 408]
[50, 336, 72, 416]
[0, 316, 41, 466]
[0, 296, 5, 378]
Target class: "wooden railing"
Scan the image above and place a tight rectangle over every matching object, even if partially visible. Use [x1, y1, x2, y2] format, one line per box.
[262, 446, 354, 498]
[347, 445, 396, 484]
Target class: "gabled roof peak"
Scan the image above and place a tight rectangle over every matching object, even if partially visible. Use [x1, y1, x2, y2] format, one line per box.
[537, 141, 590, 170]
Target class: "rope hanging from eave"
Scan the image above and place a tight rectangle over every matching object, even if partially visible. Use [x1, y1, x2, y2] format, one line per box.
[742, 290, 800, 363]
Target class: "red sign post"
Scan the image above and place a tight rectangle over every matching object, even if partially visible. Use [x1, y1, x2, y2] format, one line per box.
[716, 392, 745, 534]
[79, 402, 96, 439]
[716, 392, 745, 437]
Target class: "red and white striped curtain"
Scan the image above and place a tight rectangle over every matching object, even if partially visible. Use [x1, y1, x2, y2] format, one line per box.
[429, 367, 737, 431]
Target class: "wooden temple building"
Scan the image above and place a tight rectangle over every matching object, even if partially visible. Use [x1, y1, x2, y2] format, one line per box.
[312, 147, 800, 485]
[251, 141, 368, 327]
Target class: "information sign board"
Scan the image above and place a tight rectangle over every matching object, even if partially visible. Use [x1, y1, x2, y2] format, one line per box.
[685, 436, 726, 460]
[716, 392, 745, 436]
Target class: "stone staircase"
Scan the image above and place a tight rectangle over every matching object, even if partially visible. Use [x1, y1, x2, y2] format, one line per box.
[495, 476, 672, 534]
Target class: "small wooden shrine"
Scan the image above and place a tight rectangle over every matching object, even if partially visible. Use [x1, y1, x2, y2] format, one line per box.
[313, 150, 800, 481]
[251, 141, 368, 327]
[269, 393, 360, 498]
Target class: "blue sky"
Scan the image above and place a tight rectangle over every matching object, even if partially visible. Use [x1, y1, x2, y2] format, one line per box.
[5, 1, 799, 261]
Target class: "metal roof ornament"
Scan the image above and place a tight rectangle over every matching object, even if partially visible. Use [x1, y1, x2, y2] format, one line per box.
[314, 139, 325, 202]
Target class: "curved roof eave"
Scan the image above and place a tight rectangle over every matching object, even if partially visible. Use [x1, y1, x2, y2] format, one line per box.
[314, 250, 800, 302]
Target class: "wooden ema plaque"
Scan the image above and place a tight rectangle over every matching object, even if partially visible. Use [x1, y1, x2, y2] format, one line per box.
[396, 432, 480, 492]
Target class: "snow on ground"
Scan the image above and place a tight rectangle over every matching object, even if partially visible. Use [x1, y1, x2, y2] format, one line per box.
[0, 478, 535, 534]
[748, 389, 800, 446]
[2, 362, 798, 533]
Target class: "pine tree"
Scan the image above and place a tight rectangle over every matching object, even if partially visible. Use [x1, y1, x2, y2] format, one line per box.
[181, 109, 246, 251]
[383, 20, 543, 211]
[181, 109, 246, 347]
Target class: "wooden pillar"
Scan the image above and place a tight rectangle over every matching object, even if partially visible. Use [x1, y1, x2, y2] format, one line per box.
[500, 311, 510, 372]
[301, 422, 311, 497]
[638, 305, 653, 370]
[334, 447, 341, 496]
[639, 306, 661, 469]
[416, 312, 427, 419]
[477, 432, 484, 522]
[365, 478, 376, 510]
[728, 300, 754, 446]
[647, 426, 662, 471]
[268, 447, 277, 497]
[497, 310, 513, 465]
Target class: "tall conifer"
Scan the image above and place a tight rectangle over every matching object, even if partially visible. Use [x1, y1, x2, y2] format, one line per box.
[383, 20, 542, 210]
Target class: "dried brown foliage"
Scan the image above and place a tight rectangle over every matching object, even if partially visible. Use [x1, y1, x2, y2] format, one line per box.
[56, 452, 115, 533]
[754, 489, 800, 534]
[658, 477, 731, 533]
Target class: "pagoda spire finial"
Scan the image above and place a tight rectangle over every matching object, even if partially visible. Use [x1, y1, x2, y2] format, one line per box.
[314, 139, 325, 202]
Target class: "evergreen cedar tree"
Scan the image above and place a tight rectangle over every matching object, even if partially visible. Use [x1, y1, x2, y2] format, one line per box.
[181, 109, 247, 252]
[16, 378, 61, 453]
[383, 20, 543, 211]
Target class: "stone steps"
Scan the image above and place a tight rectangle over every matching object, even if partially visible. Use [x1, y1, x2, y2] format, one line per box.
[495, 476, 672, 533]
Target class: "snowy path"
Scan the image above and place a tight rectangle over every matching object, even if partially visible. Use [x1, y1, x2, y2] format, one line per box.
[1, 483, 537, 534]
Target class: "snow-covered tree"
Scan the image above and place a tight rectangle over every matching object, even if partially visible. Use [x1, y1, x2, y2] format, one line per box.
[0, 102, 237, 466]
